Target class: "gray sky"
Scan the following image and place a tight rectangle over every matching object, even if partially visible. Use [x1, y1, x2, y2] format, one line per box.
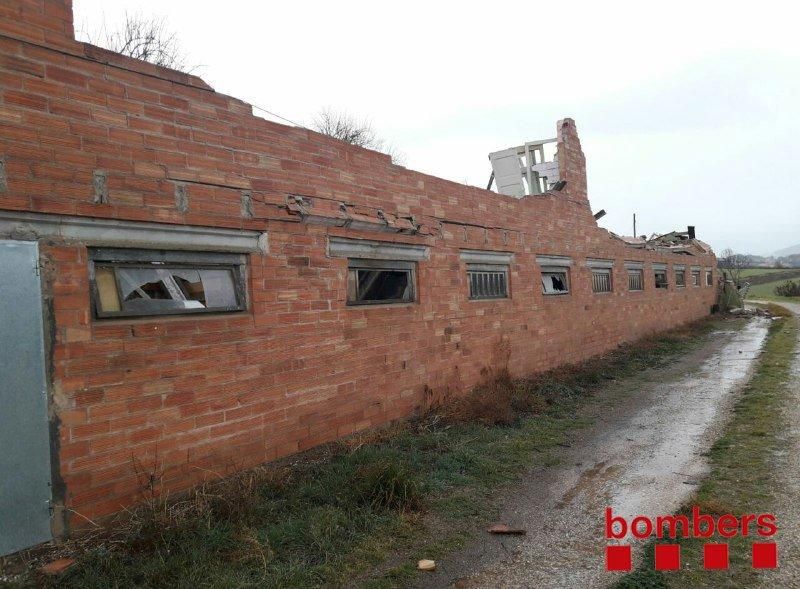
[73, 0, 800, 256]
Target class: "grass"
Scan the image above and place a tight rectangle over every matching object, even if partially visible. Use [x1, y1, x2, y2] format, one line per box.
[739, 268, 791, 278]
[745, 280, 800, 304]
[3, 318, 725, 589]
[613, 303, 798, 588]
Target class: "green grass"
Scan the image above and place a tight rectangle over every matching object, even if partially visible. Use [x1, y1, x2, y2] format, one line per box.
[613, 304, 798, 588]
[739, 268, 789, 278]
[3, 318, 725, 589]
[745, 280, 800, 303]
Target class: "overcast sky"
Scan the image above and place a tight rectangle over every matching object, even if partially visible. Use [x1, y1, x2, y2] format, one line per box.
[73, 1, 799, 256]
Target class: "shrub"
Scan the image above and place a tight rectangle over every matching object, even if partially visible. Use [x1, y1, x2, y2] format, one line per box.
[774, 280, 800, 297]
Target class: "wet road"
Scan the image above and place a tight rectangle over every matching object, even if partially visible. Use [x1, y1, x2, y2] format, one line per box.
[416, 318, 770, 589]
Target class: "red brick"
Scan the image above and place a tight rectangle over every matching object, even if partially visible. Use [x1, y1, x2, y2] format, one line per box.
[0, 7, 718, 529]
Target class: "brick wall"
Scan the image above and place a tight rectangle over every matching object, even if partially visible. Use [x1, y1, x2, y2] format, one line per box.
[1, 2, 718, 529]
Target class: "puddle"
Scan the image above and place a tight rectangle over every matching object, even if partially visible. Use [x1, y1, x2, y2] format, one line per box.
[604, 318, 770, 523]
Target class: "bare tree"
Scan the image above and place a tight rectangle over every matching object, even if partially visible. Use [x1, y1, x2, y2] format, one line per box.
[718, 248, 747, 286]
[313, 108, 405, 165]
[87, 13, 190, 72]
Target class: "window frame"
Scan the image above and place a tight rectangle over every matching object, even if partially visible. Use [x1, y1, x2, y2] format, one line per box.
[691, 269, 701, 286]
[88, 248, 248, 320]
[654, 269, 669, 289]
[541, 266, 570, 296]
[675, 268, 686, 288]
[627, 268, 644, 291]
[706, 270, 713, 286]
[346, 258, 417, 306]
[467, 263, 509, 300]
[591, 267, 613, 294]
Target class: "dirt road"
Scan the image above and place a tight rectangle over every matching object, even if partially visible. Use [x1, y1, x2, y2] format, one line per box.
[416, 318, 770, 589]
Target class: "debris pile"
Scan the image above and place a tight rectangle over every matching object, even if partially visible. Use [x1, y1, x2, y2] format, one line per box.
[729, 307, 779, 318]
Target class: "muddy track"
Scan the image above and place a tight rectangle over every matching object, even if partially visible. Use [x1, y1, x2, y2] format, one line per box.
[415, 318, 770, 589]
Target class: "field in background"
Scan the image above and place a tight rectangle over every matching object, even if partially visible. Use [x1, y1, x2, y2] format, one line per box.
[738, 268, 800, 303]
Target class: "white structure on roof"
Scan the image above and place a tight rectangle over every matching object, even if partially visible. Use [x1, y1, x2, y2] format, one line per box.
[488, 138, 560, 197]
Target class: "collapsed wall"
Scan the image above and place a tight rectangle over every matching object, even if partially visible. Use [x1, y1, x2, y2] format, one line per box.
[0, 0, 717, 534]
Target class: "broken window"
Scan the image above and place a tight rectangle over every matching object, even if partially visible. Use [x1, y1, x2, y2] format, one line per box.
[347, 259, 415, 305]
[591, 269, 612, 293]
[541, 268, 569, 295]
[654, 270, 669, 289]
[675, 269, 686, 287]
[467, 264, 509, 299]
[706, 270, 713, 286]
[628, 269, 644, 291]
[692, 270, 701, 286]
[89, 248, 247, 319]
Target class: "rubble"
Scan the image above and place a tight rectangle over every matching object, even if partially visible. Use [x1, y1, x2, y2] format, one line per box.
[729, 307, 780, 318]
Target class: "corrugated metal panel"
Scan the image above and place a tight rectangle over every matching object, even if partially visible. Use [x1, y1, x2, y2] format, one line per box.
[0, 240, 52, 555]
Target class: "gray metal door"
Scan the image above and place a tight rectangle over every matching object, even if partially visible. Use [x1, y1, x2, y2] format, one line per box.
[0, 240, 52, 555]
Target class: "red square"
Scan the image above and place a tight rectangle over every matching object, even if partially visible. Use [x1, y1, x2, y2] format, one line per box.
[703, 543, 729, 569]
[606, 545, 631, 571]
[752, 542, 778, 568]
[655, 543, 680, 570]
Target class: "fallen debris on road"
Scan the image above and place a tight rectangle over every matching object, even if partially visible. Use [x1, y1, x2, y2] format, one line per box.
[487, 524, 527, 535]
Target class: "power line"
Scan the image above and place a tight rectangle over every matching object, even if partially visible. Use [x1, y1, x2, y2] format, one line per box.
[251, 104, 307, 129]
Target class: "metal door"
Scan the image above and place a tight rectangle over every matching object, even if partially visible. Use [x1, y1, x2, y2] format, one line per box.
[0, 240, 52, 555]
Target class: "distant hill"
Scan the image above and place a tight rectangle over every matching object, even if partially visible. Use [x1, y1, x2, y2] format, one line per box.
[775, 244, 800, 257]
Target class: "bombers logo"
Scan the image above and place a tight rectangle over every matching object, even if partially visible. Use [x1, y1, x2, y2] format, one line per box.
[604, 507, 778, 572]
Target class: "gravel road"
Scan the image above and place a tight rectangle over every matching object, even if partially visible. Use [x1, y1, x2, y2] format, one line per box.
[415, 318, 770, 589]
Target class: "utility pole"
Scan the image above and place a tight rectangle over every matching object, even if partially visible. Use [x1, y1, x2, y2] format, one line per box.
[633, 213, 637, 238]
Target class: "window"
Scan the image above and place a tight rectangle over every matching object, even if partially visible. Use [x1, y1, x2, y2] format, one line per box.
[654, 269, 668, 289]
[347, 259, 415, 305]
[706, 270, 713, 286]
[591, 268, 612, 293]
[675, 269, 686, 287]
[692, 270, 701, 286]
[89, 248, 246, 319]
[628, 269, 644, 291]
[467, 264, 509, 299]
[541, 268, 569, 295]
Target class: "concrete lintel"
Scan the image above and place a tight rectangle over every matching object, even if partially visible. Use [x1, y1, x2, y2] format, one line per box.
[652, 262, 668, 271]
[0, 211, 267, 253]
[585, 258, 614, 269]
[328, 236, 428, 261]
[674, 265, 686, 271]
[536, 254, 572, 267]
[460, 249, 513, 265]
[624, 260, 645, 270]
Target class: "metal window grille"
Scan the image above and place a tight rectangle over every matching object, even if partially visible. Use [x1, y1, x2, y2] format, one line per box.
[655, 270, 668, 289]
[675, 270, 686, 287]
[692, 271, 700, 286]
[592, 270, 612, 293]
[467, 265, 508, 299]
[628, 270, 644, 291]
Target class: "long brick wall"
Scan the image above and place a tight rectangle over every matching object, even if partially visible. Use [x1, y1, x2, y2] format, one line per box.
[0, 0, 718, 530]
